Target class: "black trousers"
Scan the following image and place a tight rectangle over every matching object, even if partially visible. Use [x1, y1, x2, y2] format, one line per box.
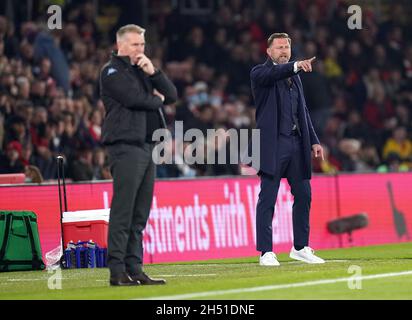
[106, 143, 155, 276]
[256, 133, 311, 252]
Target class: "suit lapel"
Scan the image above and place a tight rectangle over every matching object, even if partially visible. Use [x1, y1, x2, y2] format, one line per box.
[264, 58, 273, 67]
[292, 74, 303, 94]
[292, 74, 305, 110]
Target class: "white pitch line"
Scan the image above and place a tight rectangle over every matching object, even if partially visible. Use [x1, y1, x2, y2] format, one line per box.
[95, 274, 217, 282]
[139, 270, 412, 300]
[171, 259, 349, 267]
[96, 273, 217, 282]
[283, 259, 349, 265]
[1, 261, 350, 284]
[6, 278, 49, 282]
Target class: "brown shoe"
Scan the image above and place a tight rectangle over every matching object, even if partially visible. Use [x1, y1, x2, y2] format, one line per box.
[110, 272, 141, 286]
[129, 272, 166, 285]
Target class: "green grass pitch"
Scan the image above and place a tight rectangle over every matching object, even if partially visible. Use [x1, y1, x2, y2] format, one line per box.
[1, 242, 412, 300]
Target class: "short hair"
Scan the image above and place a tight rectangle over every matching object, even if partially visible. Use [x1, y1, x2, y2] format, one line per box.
[267, 33, 291, 47]
[116, 24, 145, 41]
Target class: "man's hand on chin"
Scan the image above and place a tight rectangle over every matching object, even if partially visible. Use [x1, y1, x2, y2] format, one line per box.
[135, 54, 155, 75]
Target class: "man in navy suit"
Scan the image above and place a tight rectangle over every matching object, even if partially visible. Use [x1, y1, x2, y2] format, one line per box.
[250, 33, 325, 266]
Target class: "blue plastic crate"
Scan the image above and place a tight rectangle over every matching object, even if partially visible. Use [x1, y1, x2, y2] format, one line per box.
[63, 241, 107, 268]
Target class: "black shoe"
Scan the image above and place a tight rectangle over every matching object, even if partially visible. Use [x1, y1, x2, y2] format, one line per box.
[110, 272, 141, 286]
[129, 272, 166, 285]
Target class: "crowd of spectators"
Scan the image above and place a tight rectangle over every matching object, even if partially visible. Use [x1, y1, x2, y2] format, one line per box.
[0, 0, 411, 183]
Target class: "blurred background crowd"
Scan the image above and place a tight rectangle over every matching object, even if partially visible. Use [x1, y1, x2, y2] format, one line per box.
[0, 0, 412, 183]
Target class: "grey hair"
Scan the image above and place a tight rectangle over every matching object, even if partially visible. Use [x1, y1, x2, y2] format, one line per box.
[116, 24, 145, 41]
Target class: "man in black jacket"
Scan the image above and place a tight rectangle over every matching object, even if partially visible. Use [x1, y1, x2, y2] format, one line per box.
[100, 24, 177, 286]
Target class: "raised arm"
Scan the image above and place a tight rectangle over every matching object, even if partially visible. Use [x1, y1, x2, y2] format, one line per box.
[250, 62, 297, 87]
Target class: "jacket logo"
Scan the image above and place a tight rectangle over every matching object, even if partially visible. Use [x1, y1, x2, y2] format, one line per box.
[107, 67, 117, 75]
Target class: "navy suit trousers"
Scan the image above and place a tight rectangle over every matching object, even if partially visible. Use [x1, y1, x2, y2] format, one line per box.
[256, 133, 311, 252]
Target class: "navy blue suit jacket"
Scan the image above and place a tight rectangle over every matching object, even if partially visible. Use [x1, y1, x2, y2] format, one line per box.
[249, 59, 320, 179]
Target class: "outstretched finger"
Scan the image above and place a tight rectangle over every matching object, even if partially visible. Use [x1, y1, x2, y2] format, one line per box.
[308, 56, 316, 63]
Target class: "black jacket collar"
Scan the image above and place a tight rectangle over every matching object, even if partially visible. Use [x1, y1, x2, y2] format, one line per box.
[111, 51, 132, 66]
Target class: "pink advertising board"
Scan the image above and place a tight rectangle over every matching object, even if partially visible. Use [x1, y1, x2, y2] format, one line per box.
[0, 173, 411, 263]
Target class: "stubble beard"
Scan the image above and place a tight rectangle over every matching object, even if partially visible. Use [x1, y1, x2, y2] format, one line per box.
[274, 56, 290, 64]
